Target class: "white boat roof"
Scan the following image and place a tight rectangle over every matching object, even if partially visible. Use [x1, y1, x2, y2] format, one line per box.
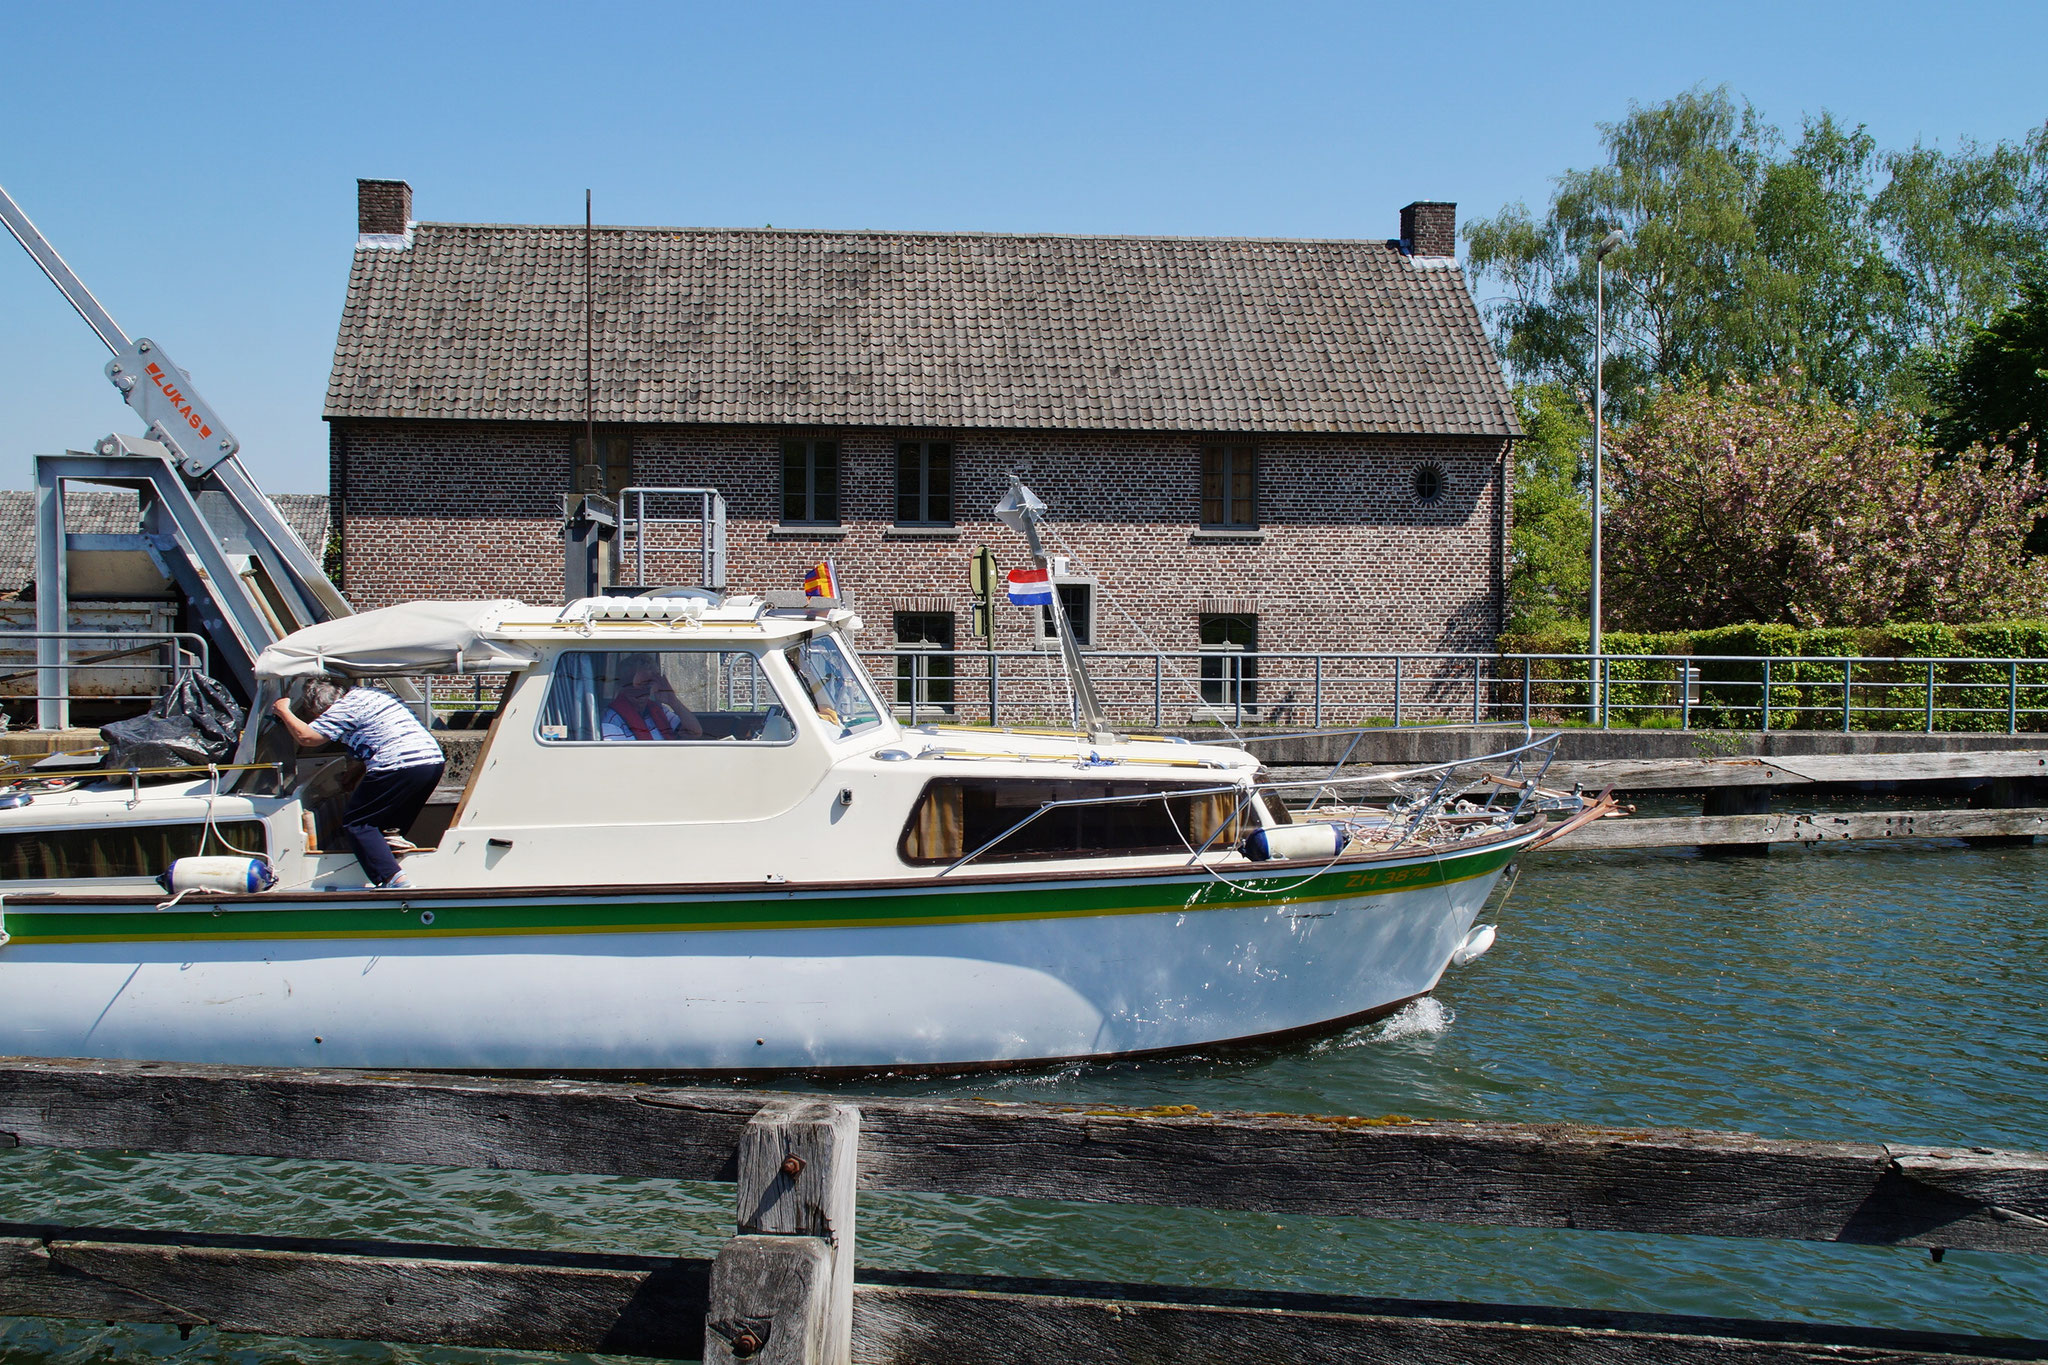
[256, 595, 853, 678]
[255, 600, 537, 678]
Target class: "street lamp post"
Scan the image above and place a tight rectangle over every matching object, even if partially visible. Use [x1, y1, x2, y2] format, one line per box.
[1589, 229, 1624, 724]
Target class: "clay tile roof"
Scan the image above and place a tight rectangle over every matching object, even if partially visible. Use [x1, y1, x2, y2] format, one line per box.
[0, 491, 329, 596]
[326, 224, 1517, 438]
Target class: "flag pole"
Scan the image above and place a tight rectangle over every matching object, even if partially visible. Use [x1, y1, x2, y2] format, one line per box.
[993, 478, 1113, 744]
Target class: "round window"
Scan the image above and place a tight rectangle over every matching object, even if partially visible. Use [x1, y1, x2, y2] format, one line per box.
[1412, 462, 1446, 504]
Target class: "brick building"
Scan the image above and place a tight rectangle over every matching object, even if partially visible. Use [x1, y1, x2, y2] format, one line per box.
[326, 181, 1518, 717]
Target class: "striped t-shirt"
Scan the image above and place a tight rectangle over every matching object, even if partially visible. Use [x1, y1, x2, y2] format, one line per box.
[309, 688, 443, 773]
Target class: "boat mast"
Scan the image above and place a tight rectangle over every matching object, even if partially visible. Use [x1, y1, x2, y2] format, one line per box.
[994, 478, 1115, 744]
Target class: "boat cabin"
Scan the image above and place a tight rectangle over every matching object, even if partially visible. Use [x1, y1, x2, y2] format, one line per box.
[1, 594, 1270, 895]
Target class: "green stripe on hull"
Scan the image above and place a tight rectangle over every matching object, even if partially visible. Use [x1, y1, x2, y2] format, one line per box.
[2, 841, 1522, 946]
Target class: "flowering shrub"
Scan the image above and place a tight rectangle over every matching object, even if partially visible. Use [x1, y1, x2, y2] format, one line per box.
[1603, 377, 2048, 629]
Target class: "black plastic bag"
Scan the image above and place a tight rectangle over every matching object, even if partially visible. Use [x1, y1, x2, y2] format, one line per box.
[100, 672, 246, 773]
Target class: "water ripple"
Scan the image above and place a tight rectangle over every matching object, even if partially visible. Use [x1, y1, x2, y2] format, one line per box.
[6, 842, 2047, 1356]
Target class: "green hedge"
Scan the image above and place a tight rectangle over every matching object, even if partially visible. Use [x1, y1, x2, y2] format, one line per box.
[1493, 621, 2048, 731]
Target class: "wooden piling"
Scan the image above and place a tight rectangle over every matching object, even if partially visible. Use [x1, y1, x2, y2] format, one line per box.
[708, 1100, 859, 1365]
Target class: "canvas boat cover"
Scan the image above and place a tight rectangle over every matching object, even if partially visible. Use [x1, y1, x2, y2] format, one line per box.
[254, 600, 535, 679]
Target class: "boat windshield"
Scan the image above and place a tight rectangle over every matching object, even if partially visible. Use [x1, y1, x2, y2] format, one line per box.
[536, 649, 794, 743]
[784, 633, 884, 740]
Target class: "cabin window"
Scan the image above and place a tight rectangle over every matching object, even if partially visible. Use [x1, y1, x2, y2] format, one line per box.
[0, 821, 267, 881]
[900, 778, 1245, 864]
[536, 650, 792, 743]
[784, 633, 885, 739]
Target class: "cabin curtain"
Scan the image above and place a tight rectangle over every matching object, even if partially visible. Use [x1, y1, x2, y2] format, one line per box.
[1187, 792, 1244, 850]
[906, 782, 965, 861]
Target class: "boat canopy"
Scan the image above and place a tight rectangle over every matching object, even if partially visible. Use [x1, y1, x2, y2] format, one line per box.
[254, 600, 536, 679]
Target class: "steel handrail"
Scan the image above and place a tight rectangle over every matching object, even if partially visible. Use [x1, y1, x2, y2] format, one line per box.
[934, 734, 1563, 877]
[860, 645, 2048, 734]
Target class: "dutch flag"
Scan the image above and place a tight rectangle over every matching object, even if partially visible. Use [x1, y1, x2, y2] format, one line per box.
[1005, 567, 1054, 605]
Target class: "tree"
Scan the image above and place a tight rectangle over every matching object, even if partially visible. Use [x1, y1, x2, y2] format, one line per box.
[1467, 89, 2048, 415]
[1506, 384, 1592, 631]
[1603, 377, 2048, 630]
[1466, 87, 1777, 421]
[1924, 276, 2048, 476]
[1875, 124, 2048, 362]
[1751, 115, 1912, 407]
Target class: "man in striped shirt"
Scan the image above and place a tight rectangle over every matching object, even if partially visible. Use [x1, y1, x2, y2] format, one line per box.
[271, 677, 445, 889]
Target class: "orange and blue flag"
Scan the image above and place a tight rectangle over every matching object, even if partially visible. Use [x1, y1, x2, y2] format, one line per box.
[803, 560, 838, 599]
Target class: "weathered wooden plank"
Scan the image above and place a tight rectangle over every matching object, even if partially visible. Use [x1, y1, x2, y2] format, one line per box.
[6, 1227, 2044, 1364]
[1763, 752, 2048, 785]
[711, 1100, 861, 1365]
[1510, 757, 1800, 792]
[0, 1224, 707, 1356]
[4, 1058, 2046, 1254]
[707, 1235, 832, 1365]
[0, 1056, 758, 1181]
[851, 1107, 2048, 1254]
[1521, 751, 2048, 795]
[853, 1275, 2048, 1364]
[1556, 808, 2048, 851]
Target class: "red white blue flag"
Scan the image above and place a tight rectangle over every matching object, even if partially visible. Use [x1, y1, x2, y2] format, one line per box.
[1006, 567, 1053, 605]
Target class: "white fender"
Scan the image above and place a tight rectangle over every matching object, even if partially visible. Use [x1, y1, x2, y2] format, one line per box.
[1450, 922, 1498, 967]
[162, 856, 277, 895]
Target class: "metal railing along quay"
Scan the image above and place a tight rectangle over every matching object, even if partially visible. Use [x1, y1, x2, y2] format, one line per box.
[862, 647, 2048, 734]
[0, 629, 211, 728]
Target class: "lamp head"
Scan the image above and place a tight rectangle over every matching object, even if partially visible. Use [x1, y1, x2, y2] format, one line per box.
[1595, 230, 1626, 261]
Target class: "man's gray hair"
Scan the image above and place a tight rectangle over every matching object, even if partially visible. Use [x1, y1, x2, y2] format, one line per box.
[292, 675, 351, 722]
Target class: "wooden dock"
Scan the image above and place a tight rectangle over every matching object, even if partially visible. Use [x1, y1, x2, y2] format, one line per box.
[2, 1057, 2045, 1363]
[1275, 747, 2048, 853]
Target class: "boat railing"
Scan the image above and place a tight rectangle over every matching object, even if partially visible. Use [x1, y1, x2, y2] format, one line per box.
[934, 733, 1566, 877]
[862, 645, 2048, 734]
[3, 1056, 2037, 1365]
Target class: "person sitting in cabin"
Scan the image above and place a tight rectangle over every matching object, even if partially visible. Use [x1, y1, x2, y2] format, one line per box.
[602, 652, 704, 741]
[270, 676, 445, 891]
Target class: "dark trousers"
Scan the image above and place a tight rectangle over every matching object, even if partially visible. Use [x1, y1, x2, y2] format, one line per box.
[341, 761, 444, 886]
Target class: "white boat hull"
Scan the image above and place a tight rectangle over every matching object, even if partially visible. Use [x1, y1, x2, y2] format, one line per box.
[0, 846, 1519, 1073]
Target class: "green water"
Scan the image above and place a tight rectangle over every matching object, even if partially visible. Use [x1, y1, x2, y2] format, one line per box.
[5, 840, 2047, 1360]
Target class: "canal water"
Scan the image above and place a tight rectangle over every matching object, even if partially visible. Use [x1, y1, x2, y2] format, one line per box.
[4, 839, 2046, 1360]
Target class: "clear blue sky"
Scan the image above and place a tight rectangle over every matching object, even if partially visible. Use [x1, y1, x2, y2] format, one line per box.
[3, 0, 2044, 495]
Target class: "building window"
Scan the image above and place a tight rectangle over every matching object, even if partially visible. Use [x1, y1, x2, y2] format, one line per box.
[1412, 461, 1446, 505]
[1201, 443, 1258, 529]
[894, 612, 956, 713]
[1199, 613, 1258, 708]
[895, 441, 954, 525]
[1035, 581, 1095, 648]
[782, 438, 840, 524]
[574, 431, 633, 497]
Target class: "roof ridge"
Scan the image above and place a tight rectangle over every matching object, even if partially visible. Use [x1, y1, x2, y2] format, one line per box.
[407, 221, 1424, 251]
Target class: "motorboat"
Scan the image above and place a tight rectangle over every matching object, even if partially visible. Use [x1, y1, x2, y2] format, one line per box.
[0, 487, 1580, 1075]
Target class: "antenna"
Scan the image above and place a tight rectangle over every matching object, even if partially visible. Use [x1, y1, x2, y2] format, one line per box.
[584, 189, 595, 486]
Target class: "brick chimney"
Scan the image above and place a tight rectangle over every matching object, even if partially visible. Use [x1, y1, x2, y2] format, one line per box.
[357, 179, 413, 237]
[1400, 201, 1456, 258]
